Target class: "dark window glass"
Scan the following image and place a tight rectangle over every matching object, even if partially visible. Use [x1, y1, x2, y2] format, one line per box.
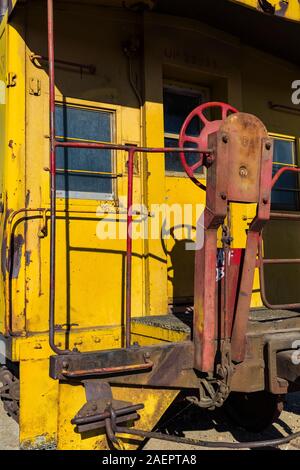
[55, 105, 113, 199]
[163, 90, 200, 136]
[271, 139, 298, 211]
[163, 89, 205, 173]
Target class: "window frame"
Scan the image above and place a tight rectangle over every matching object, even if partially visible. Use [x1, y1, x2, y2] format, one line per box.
[269, 132, 300, 213]
[53, 101, 117, 202]
[163, 82, 210, 177]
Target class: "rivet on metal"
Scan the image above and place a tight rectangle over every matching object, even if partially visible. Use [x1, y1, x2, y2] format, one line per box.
[239, 166, 248, 177]
[265, 142, 271, 151]
[222, 135, 228, 144]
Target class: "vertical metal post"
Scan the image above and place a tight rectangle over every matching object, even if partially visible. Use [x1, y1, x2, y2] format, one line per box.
[47, 0, 68, 354]
[125, 148, 135, 348]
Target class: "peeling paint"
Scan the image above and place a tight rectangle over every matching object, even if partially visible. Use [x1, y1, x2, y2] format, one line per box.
[25, 190, 30, 208]
[11, 234, 24, 279]
[8, 140, 16, 159]
[25, 250, 31, 266]
[1, 207, 12, 280]
[20, 434, 56, 450]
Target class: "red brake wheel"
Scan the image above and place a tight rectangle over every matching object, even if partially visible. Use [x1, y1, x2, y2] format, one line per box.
[179, 101, 238, 189]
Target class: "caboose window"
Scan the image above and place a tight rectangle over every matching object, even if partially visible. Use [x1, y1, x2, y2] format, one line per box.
[163, 86, 208, 174]
[55, 104, 114, 200]
[271, 136, 299, 211]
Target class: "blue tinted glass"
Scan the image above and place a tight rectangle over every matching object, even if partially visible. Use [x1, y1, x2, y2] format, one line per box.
[55, 105, 111, 142]
[273, 139, 294, 164]
[164, 137, 202, 173]
[271, 162, 298, 211]
[55, 105, 113, 197]
[163, 91, 200, 135]
[56, 148, 112, 173]
[56, 174, 112, 194]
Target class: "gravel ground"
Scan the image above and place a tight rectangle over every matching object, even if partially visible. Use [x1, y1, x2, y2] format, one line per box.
[0, 393, 300, 451]
[0, 402, 18, 450]
[144, 392, 300, 451]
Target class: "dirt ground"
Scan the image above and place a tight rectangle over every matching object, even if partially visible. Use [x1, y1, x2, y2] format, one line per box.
[1, 392, 300, 451]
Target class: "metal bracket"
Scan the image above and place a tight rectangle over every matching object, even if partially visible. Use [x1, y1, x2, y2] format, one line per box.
[49, 342, 197, 388]
[266, 332, 300, 394]
[29, 77, 41, 96]
[71, 381, 143, 435]
[6, 72, 17, 88]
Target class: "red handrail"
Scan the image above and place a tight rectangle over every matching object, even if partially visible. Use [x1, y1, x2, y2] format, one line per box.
[46, 0, 211, 356]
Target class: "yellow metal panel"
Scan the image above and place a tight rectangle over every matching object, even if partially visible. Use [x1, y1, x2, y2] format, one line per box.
[231, 0, 300, 22]
[20, 358, 58, 449]
[0, 25, 6, 334]
[22, 3, 148, 337]
[57, 384, 178, 450]
[12, 326, 122, 362]
[4, 19, 26, 334]
[4, 2, 300, 451]
[131, 321, 189, 343]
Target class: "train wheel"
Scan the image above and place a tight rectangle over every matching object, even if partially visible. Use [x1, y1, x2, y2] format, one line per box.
[224, 391, 284, 432]
[0, 365, 20, 423]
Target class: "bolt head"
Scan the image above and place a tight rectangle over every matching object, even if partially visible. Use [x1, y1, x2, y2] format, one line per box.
[222, 135, 228, 144]
[239, 166, 248, 177]
[265, 142, 272, 151]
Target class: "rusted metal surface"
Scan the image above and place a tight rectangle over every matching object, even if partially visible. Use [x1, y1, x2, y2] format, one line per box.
[71, 374, 300, 449]
[50, 341, 198, 388]
[61, 361, 154, 378]
[187, 111, 273, 371]
[71, 380, 143, 435]
[50, 310, 300, 395]
[229, 123, 273, 363]
[222, 248, 243, 338]
[72, 404, 143, 426]
[231, 231, 261, 361]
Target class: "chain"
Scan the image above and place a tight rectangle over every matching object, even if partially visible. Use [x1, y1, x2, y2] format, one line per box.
[187, 345, 233, 410]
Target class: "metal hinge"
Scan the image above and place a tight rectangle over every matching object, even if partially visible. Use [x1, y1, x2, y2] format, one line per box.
[29, 77, 41, 96]
[6, 72, 17, 88]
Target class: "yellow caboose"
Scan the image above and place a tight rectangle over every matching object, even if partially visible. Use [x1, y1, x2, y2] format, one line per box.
[1, 0, 300, 450]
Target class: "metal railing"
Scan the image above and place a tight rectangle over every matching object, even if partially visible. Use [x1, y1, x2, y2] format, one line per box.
[46, 0, 211, 354]
[259, 166, 300, 310]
